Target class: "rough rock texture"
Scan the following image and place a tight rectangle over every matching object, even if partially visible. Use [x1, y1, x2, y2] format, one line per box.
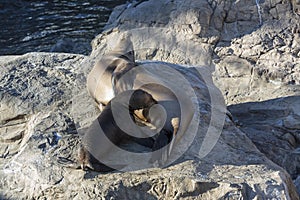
[0, 53, 85, 161]
[1, 52, 299, 199]
[228, 96, 300, 179]
[1, 0, 300, 199]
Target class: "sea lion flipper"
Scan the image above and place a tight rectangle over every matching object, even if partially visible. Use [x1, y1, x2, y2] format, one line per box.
[168, 117, 179, 156]
[150, 117, 180, 167]
[78, 145, 119, 172]
[150, 129, 171, 166]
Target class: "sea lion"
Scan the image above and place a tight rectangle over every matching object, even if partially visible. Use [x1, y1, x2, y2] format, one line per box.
[85, 36, 195, 168]
[86, 34, 135, 110]
[79, 89, 158, 172]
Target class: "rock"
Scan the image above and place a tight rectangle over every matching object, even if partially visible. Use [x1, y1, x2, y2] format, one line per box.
[214, 19, 300, 105]
[0, 52, 299, 199]
[0, 53, 86, 162]
[50, 38, 76, 53]
[292, 0, 300, 14]
[50, 38, 92, 55]
[228, 96, 300, 179]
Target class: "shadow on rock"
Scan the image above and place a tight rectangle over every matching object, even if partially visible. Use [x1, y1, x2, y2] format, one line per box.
[228, 95, 300, 179]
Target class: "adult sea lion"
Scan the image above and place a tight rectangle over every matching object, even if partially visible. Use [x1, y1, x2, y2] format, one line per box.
[85, 36, 195, 168]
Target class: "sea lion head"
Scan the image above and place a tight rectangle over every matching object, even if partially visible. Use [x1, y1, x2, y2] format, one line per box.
[129, 89, 157, 111]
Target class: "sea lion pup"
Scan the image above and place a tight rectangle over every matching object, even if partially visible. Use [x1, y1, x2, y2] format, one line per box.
[86, 33, 135, 110]
[78, 89, 158, 172]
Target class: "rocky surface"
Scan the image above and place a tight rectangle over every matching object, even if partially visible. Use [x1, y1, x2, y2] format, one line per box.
[1, 0, 300, 199]
[228, 96, 300, 179]
[0, 52, 298, 200]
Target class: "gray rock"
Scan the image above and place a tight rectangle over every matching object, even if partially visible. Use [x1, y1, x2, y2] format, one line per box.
[0, 52, 298, 199]
[214, 19, 300, 105]
[228, 96, 300, 179]
[50, 38, 92, 55]
[0, 53, 86, 161]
